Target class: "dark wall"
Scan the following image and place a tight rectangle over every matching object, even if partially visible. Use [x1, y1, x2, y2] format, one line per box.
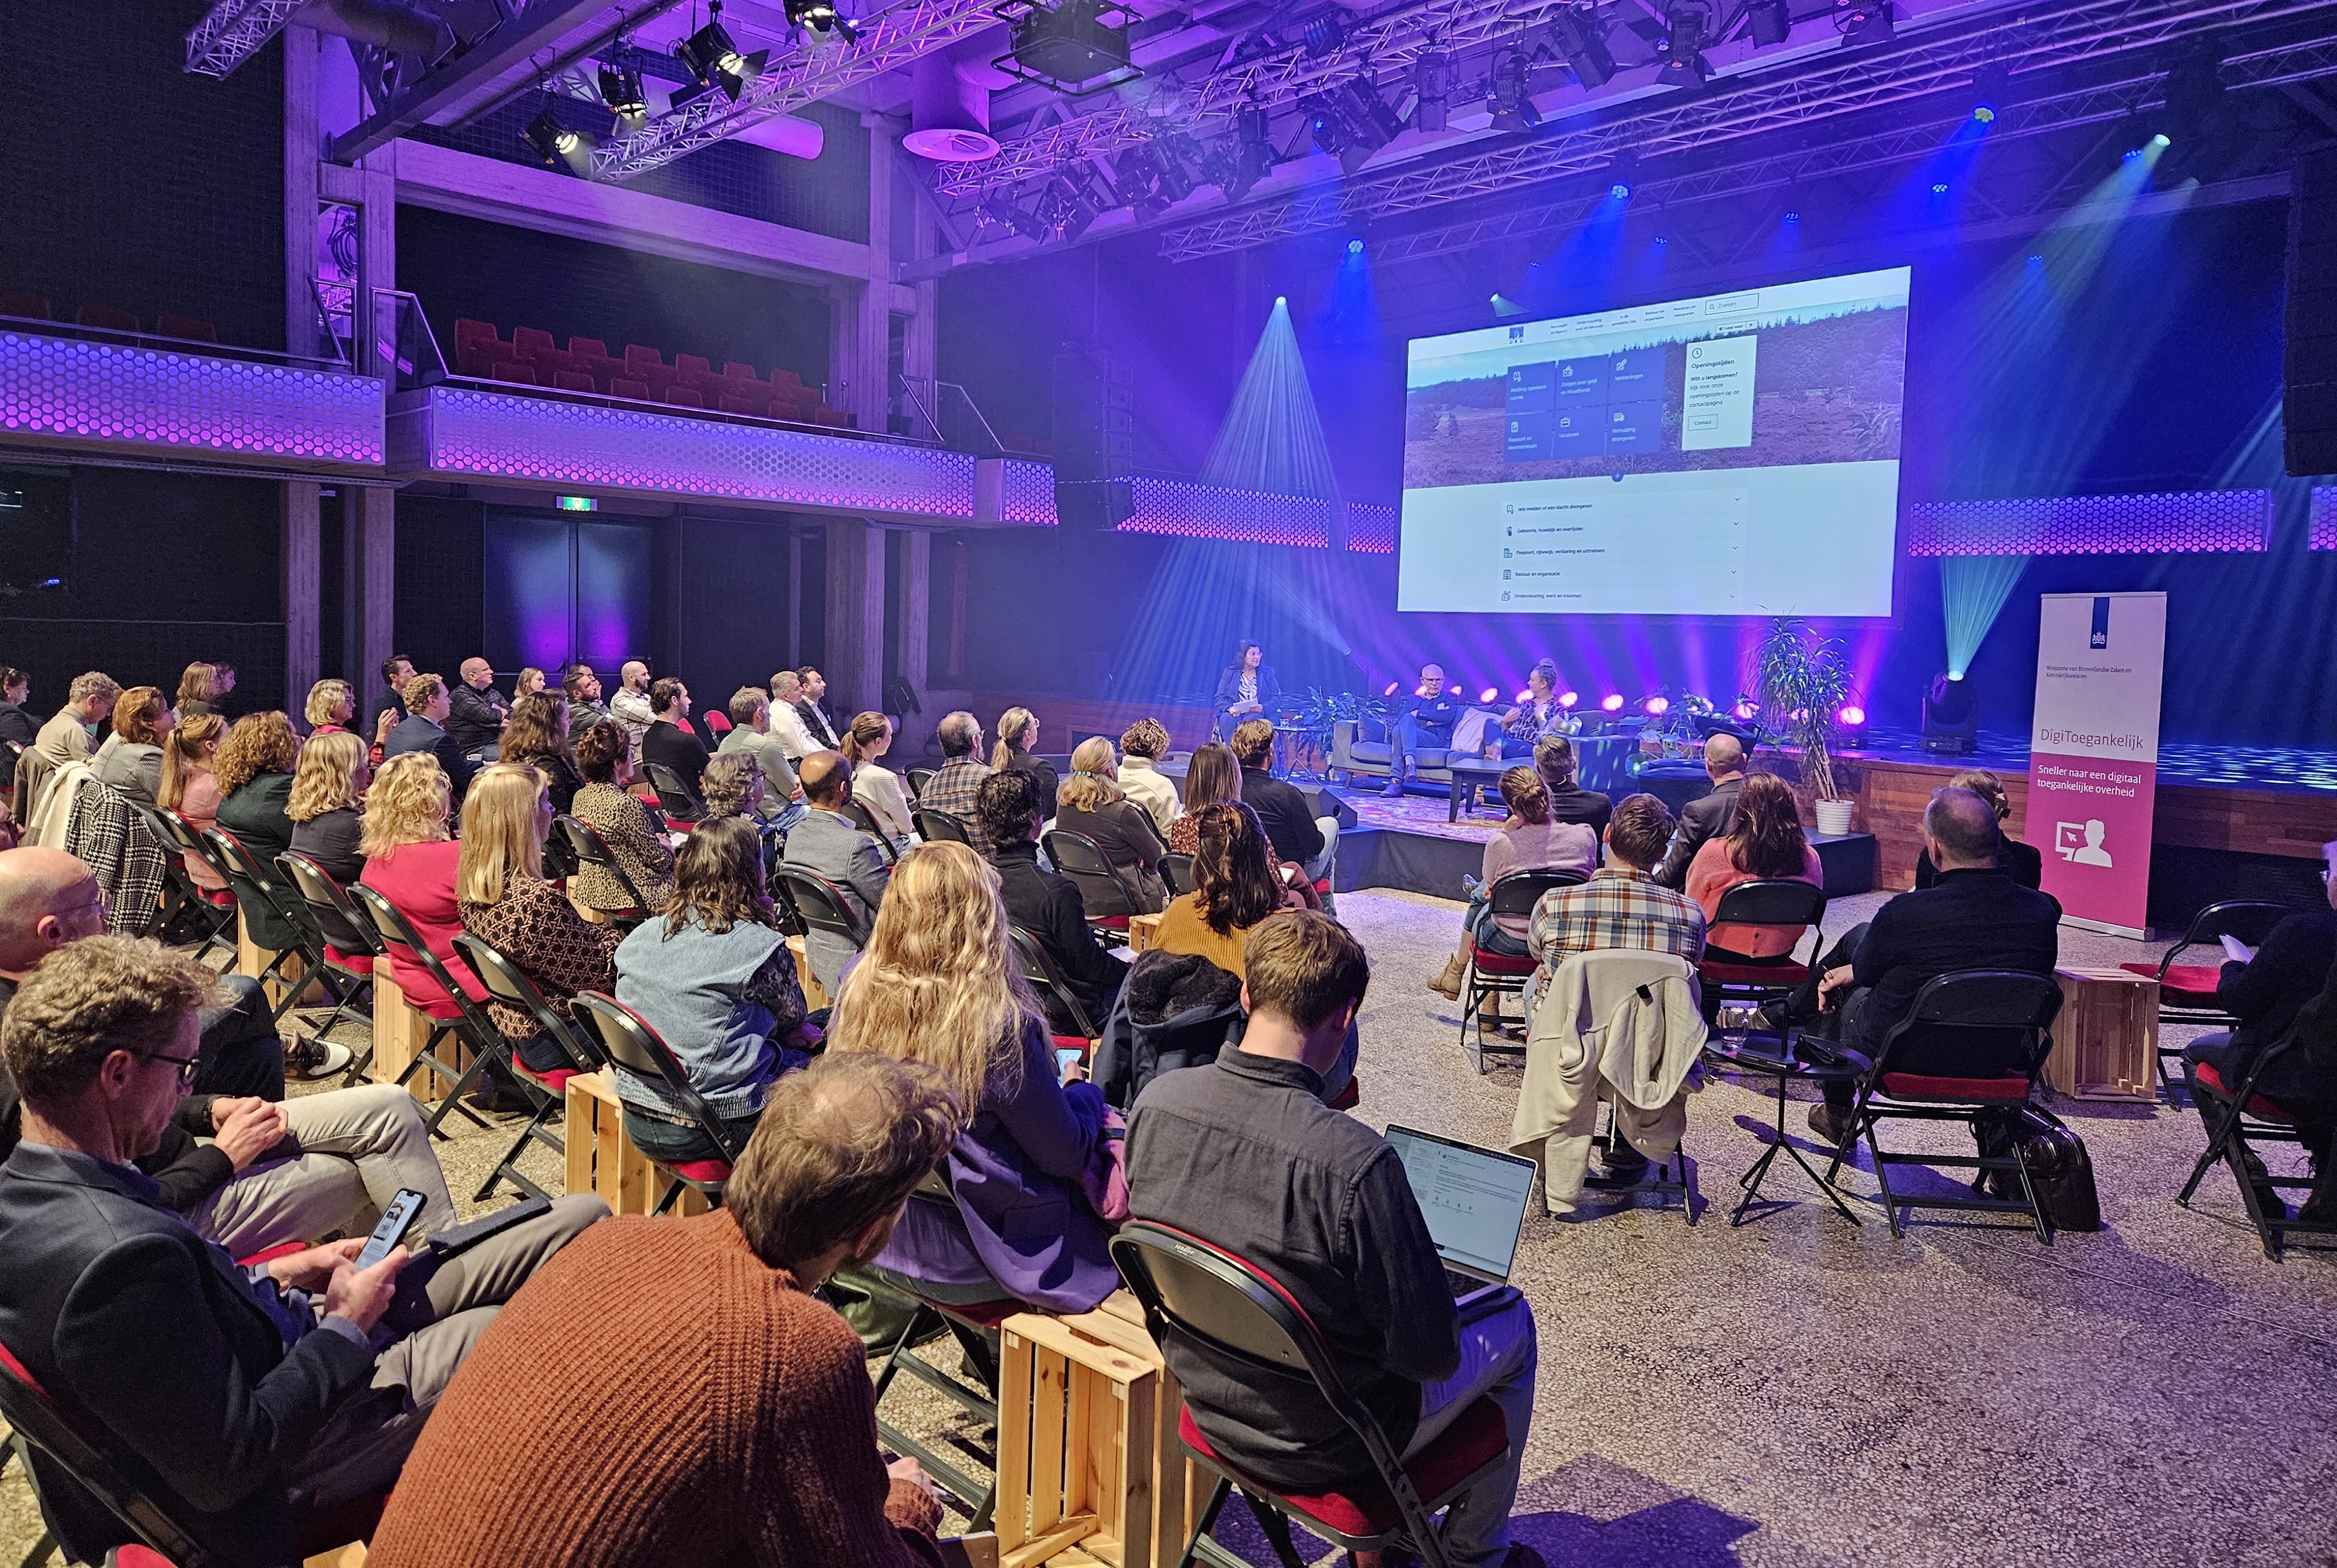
[394, 496, 487, 681]
[398, 207, 833, 387]
[0, 0, 283, 348]
[668, 515, 798, 715]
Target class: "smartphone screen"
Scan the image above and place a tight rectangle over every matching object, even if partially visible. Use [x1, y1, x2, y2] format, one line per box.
[355, 1189, 427, 1269]
[1057, 1047, 1084, 1078]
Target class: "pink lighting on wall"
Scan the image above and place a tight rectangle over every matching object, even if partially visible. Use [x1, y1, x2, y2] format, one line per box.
[1601, 694, 1625, 713]
[1906, 490, 2270, 556]
[1559, 691, 1578, 708]
[2311, 487, 2336, 550]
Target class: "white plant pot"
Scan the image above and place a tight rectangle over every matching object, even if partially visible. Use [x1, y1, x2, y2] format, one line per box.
[1813, 799, 1854, 836]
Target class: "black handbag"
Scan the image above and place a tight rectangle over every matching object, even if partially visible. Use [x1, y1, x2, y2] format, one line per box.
[1977, 1105, 2102, 1231]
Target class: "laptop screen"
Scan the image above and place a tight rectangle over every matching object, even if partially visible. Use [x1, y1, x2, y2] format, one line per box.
[1384, 1125, 1538, 1282]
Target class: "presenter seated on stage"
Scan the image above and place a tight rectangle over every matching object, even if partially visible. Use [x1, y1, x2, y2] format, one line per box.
[1211, 638, 1280, 747]
[1382, 661, 1465, 797]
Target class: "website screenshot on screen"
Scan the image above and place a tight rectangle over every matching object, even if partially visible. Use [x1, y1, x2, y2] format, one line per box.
[1396, 267, 1910, 618]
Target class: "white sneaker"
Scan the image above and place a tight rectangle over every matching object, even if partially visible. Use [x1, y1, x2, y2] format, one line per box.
[285, 1033, 355, 1080]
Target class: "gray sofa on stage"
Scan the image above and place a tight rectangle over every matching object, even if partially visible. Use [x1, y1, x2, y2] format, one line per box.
[1329, 717, 1485, 797]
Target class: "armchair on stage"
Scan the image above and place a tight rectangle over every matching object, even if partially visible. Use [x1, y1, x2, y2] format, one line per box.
[1328, 714, 1499, 794]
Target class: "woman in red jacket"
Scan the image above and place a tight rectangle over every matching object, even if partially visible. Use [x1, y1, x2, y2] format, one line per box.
[359, 751, 490, 1017]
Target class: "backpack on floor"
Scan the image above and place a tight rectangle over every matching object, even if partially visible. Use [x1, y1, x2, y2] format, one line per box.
[1979, 1105, 2102, 1231]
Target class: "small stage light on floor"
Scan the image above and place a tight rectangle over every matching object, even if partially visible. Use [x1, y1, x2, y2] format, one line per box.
[1645, 696, 1670, 716]
[1384, 681, 1399, 697]
[1601, 694, 1626, 712]
[1559, 691, 1578, 709]
[1480, 686, 1499, 703]
[1514, 689, 1531, 703]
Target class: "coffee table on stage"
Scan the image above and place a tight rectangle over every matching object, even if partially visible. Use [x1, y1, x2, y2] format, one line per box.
[1447, 757, 1509, 822]
[1705, 1033, 1867, 1228]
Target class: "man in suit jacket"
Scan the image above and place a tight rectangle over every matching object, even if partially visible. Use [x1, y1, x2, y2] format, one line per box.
[1651, 734, 1747, 889]
[383, 674, 479, 800]
[0, 936, 605, 1567]
[795, 666, 841, 751]
[780, 751, 890, 996]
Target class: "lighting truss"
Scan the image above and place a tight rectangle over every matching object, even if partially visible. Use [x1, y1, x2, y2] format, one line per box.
[1154, 0, 2337, 259]
[183, 0, 312, 78]
[594, 0, 1003, 177]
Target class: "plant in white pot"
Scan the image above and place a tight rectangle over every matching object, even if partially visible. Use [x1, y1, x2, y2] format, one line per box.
[1749, 619, 1858, 835]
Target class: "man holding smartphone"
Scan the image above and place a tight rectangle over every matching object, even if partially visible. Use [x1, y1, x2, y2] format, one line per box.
[0, 937, 607, 1568]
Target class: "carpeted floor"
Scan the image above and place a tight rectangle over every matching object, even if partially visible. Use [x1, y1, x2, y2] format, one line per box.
[6, 888, 2334, 1567]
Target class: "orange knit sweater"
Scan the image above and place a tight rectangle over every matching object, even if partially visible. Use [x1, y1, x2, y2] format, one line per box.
[366, 1210, 945, 1568]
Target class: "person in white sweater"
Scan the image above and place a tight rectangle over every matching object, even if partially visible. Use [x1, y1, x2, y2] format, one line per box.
[841, 710, 916, 852]
[1117, 717, 1181, 837]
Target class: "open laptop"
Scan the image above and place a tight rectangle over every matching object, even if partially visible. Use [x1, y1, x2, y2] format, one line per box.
[1384, 1125, 1538, 1307]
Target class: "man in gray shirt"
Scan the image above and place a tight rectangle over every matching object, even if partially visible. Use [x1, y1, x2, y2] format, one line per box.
[716, 687, 806, 833]
[778, 752, 889, 997]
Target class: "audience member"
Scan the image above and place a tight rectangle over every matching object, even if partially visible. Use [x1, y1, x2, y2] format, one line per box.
[514, 667, 547, 700]
[367, 652, 415, 745]
[1211, 639, 1277, 743]
[992, 706, 1059, 818]
[980, 771, 1125, 1033]
[1054, 736, 1171, 913]
[699, 751, 769, 825]
[562, 664, 611, 736]
[795, 665, 842, 750]
[213, 711, 303, 946]
[1127, 911, 1544, 1568]
[91, 685, 175, 806]
[642, 677, 710, 796]
[1771, 788, 2062, 1145]
[609, 660, 656, 760]
[448, 658, 510, 761]
[614, 816, 812, 1163]
[717, 687, 806, 831]
[1383, 661, 1462, 796]
[768, 669, 815, 758]
[1153, 803, 1313, 981]
[363, 1053, 961, 1568]
[285, 730, 369, 884]
[569, 720, 675, 917]
[1528, 794, 1705, 984]
[1489, 659, 1566, 760]
[831, 840, 1118, 1320]
[0, 848, 445, 1256]
[304, 679, 354, 737]
[175, 662, 222, 720]
[213, 662, 240, 714]
[1166, 742, 1241, 857]
[1684, 773, 1823, 941]
[1229, 719, 1336, 899]
[457, 764, 621, 1074]
[2240, 897, 2337, 1220]
[0, 667, 36, 747]
[781, 750, 890, 997]
[918, 710, 994, 852]
[1651, 734, 1747, 888]
[360, 753, 500, 1095]
[1912, 769, 2044, 889]
[1430, 767, 1599, 1002]
[384, 674, 479, 800]
[157, 712, 228, 895]
[0, 934, 604, 1568]
[1117, 718, 1180, 835]
[33, 672, 119, 765]
[1534, 734, 1613, 839]
[843, 711, 916, 847]
[499, 691, 582, 814]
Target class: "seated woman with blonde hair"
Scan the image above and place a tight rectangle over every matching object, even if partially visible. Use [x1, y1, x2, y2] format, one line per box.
[285, 729, 369, 884]
[457, 762, 622, 1074]
[158, 712, 229, 896]
[360, 750, 494, 1026]
[1052, 735, 1170, 914]
[305, 678, 356, 736]
[828, 839, 1119, 1321]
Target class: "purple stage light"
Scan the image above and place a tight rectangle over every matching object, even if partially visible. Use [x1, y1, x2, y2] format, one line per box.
[1559, 691, 1578, 709]
[1514, 689, 1531, 703]
[1839, 705, 1866, 726]
[1644, 696, 1669, 716]
[1001, 458, 1059, 525]
[1384, 681, 1399, 696]
[1479, 685, 1499, 702]
[1448, 684, 1464, 696]
[1601, 694, 1625, 713]
[1906, 490, 2270, 556]
[1345, 502, 1398, 554]
[1116, 476, 1334, 548]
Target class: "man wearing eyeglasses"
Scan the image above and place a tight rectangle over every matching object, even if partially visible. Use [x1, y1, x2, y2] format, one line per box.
[0, 934, 607, 1568]
[0, 848, 451, 1259]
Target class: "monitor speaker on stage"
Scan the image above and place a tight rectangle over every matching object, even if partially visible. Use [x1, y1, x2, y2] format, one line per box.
[2286, 149, 2337, 477]
[1053, 348, 1135, 529]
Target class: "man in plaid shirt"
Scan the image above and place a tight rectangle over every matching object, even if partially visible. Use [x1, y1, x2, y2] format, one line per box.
[916, 710, 996, 856]
[1528, 792, 1706, 970]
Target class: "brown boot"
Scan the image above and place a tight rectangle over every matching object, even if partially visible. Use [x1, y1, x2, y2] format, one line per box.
[1427, 949, 1466, 1001]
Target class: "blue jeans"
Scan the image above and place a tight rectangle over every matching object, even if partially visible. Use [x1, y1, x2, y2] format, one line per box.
[1410, 1289, 1538, 1567]
[1393, 710, 1452, 775]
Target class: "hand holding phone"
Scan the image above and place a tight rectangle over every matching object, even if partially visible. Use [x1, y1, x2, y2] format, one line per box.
[355, 1189, 428, 1270]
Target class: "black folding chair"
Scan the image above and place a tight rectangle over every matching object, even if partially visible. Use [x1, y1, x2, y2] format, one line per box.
[1700, 879, 1827, 1031]
[2176, 1033, 2337, 1260]
[906, 766, 936, 799]
[1111, 1220, 1513, 1568]
[455, 933, 606, 1198]
[132, 804, 237, 963]
[1010, 925, 1098, 1039]
[346, 884, 506, 1146]
[642, 761, 703, 824]
[1163, 852, 1197, 897]
[1042, 828, 1143, 942]
[553, 813, 653, 922]
[913, 807, 971, 846]
[1824, 970, 2064, 1243]
[775, 866, 873, 980]
[571, 991, 741, 1215]
[842, 796, 901, 866]
[273, 852, 381, 1050]
[1460, 870, 1584, 1071]
[200, 829, 356, 1029]
[2117, 900, 2291, 1098]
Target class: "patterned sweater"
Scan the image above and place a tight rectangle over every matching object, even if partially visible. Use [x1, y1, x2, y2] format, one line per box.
[459, 873, 622, 1067]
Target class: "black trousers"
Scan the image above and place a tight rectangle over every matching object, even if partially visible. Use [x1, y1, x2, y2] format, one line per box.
[192, 975, 287, 1101]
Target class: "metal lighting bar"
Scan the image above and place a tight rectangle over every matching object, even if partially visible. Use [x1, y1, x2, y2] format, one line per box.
[184, 0, 313, 77]
[331, 0, 613, 161]
[592, 0, 1002, 178]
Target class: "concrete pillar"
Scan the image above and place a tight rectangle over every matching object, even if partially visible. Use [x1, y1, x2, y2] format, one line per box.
[823, 518, 887, 717]
[283, 26, 320, 359]
[282, 483, 321, 711]
[896, 529, 931, 695]
[826, 114, 897, 435]
[353, 487, 397, 695]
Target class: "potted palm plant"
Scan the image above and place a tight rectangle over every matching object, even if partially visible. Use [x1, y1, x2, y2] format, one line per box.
[1749, 619, 1857, 835]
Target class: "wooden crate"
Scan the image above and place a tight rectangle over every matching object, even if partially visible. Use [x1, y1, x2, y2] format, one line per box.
[369, 958, 473, 1101]
[562, 1067, 711, 1216]
[1126, 914, 1164, 955]
[235, 910, 319, 1011]
[2049, 966, 2159, 1102]
[788, 932, 829, 1011]
[996, 1304, 1199, 1568]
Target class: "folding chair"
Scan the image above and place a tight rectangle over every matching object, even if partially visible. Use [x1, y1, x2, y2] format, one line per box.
[553, 813, 653, 922]
[1459, 870, 1583, 1071]
[200, 829, 359, 1029]
[1824, 970, 2064, 1243]
[642, 761, 703, 825]
[455, 934, 606, 1199]
[1111, 1221, 1513, 1568]
[906, 767, 936, 799]
[273, 852, 382, 1052]
[914, 807, 971, 846]
[1042, 828, 1143, 943]
[345, 884, 508, 1146]
[775, 867, 873, 972]
[2176, 1034, 2337, 1260]
[571, 991, 740, 1214]
[1163, 852, 1197, 897]
[842, 796, 901, 865]
[866, 1202, 1017, 1529]
[1700, 879, 1826, 1031]
[1009, 924, 1098, 1042]
[131, 805, 236, 963]
[2118, 900, 2291, 1097]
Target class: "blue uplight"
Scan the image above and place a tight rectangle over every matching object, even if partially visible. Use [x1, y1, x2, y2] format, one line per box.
[1931, 181, 1949, 194]
[1347, 238, 1364, 255]
[1611, 181, 1632, 200]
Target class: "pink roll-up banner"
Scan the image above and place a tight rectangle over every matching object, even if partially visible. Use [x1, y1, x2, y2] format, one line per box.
[2028, 591, 2166, 938]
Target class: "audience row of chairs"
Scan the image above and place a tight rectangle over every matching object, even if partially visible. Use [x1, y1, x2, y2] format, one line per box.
[0, 290, 218, 343]
[451, 318, 851, 426]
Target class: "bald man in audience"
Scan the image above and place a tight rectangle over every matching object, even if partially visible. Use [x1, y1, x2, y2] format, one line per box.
[1652, 733, 1748, 889]
[779, 751, 890, 996]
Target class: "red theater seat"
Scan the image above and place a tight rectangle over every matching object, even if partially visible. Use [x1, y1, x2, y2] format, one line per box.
[2121, 962, 2222, 1004]
[719, 393, 758, 416]
[77, 304, 141, 333]
[675, 352, 712, 379]
[0, 290, 53, 320]
[157, 314, 216, 342]
[610, 377, 650, 400]
[625, 342, 665, 370]
[568, 335, 609, 360]
[456, 341, 497, 378]
[1878, 1071, 2032, 1100]
[723, 359, 760, 381]
[455, 317, 500, 345]
[513, 325, 556, 356]
[554, 370, 596, 394]
[663, 386, 703, 408]
[491, 360, 536, 386]
[1176, 1399, 1507, 1541]
[768, 367, 802, 388]
[2194, 1061, 2294, 1120]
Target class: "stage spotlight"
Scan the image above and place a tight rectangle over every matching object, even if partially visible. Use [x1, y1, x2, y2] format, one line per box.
[1302, 15, 1345, 58]
[522, 102, 596, 174]
[1611, 179, 1631, 200]
[1384, 681, 1399, 697]
[1326, 77, 1403, 171]
[1410, 48, 1451, 132]
[1746, 0, 1791, 47]
[1559, 691, 1578, 709]
[1150, 135, 1199, 203]
[1656, 4, 1712, 89]
[1969, 62, 2009, 123]
[1645, 696, 1670, 716]
[1734, 700, 1757, 720]
[1487, 47, 1539, 131]
[1921, 672, 1977, 754]
[678, 3, 767, 100]
[1784, 210, 1800, 223]
[1931, 181, 1948, 194]
[1551, 3, 1615, 88]
[1838, 705, 1865, 726]
[1041, 172, 1102, 241]
[1601, 694, 1625, 713]
[785, 0, 857, 41]
[1833, 0, 1894, 48]
[1446, 683, 1463, 696]
[1607, 150, 1638, 200]
[1348, 238, 1365, 255]
[1514, 689, 1531, 704]
[983, 196, 1050, 242]
[1481, 686, 1500, 703]
[597, 55, 647, 119]
[2149, 131, 2170, 147]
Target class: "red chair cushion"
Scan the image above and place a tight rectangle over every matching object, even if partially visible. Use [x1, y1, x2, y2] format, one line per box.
[1093, 915, 1131, 930]
[238, 1241, 306, 1267]
[1701, 959, 1809, 986]
[1471, 950, 1538, 977]
[517, 1066, 579, 1092]
[2122, 960, 2222, 1004]
[1050, 1036, 1092, 1063]
[1177, 1395, 1509, 1539]
[1327, 1076, 1361, 1111]
[112, 1549, 178, 1568]
[665, 1157, 732, 1184]
[2194, 1061, 2293, 1120]
[1878, 1072, 2031, 1101]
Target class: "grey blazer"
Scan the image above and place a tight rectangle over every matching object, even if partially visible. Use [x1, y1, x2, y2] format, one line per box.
[778, 806, 890, 994]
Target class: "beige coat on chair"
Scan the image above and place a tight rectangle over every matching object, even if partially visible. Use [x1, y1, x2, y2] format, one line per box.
[1509, 949, 1707, 1213]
